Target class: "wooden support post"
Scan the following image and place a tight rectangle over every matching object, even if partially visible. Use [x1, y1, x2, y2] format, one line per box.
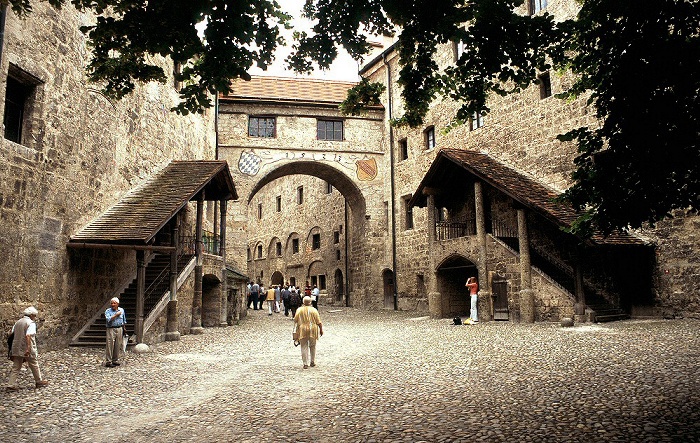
[166, 215, 181, 341]
[135, 250, 146, 343]
[219, 199, 229, 326]
[474, 181, 491, 321]
[517, 208, 535, 323]
[427, 193, 437, 243]
[191, 196, 204, 334]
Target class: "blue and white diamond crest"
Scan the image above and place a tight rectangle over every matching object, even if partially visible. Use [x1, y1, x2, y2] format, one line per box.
[238, 150, 262, 176]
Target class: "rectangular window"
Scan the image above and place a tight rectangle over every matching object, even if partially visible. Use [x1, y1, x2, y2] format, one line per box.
[319, 274, 326, 290]
[529, 0, 547, 14]
[4, 66, 41, 145]
[312, 233, 321, 250]
[292, 238, 299, 254]
[404, 195, 414, 230]
[399, 139, 408, 160]
[424, 126, 435, 150]
[297, 186, 304, 205]
[247, 248, 251, 261]
[539, 72, 552, 99]
[470, 112, 485, 131]
[336, 249, 341, 260]
[325, 181, 333, 194]
[248, 116, 276, 138]
[333, 231, 340, 244]
[258, 203, 262, 219]
[276, 195, 281, 212]
[317, 119, 343, 141]
[290, 277, 296, 287]
[276, 242, 282, 256]
[454, 41, 466, 62]
[311, 276, 318, 287]
[257, 245, 263, 258]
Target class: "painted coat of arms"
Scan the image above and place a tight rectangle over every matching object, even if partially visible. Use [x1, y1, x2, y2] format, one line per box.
[238, 150, 262, 176]
[355, 158, 377, 181]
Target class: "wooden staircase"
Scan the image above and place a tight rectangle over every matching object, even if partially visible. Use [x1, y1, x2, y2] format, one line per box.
[71, 252, 193, 347]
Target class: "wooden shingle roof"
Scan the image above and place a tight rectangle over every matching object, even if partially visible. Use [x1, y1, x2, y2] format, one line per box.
[221, 75, 382, 108]
[411, 149, 644, 246]
[70, 161, 236, 245]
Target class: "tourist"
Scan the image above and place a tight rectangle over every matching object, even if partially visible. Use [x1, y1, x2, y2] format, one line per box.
[281, 285, 291, 316]
[266, 285, 276, 315]
[6, 306, 49, 391]
[465, 276, 479, 323]
[258, 284, 266, 310]
[246, 281, 253, 309]
[288, 287, 302, 318]
[250, 281, 260, 310]
[311, 284, 320, 309]
[293, 296, 323, 369]
[274, 285, 281, 313]
[104, 297, 126, 367]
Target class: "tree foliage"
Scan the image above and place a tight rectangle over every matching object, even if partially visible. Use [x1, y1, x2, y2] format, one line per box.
[4, 0, 699, 235]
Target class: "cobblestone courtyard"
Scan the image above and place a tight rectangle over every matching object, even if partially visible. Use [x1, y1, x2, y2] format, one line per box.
[1, 309, 698, 442]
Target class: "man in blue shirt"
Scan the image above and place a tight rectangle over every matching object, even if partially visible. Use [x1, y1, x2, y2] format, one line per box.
[104, 297, 126, 367]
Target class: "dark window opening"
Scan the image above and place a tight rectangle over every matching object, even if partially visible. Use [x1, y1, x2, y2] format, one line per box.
[292, 238, 299, 254]
[333, 231, 340, 244]
[312, 233, 321, 250]
[276, 195, 281, 212]
[470, 112, 485, 131]
[257, 245, 263, 258]
[317, 119, 343, 141]
[258, 203, 262, 219]
[529, 0, 547, 15]
[539, 72, 552, 99]
[399, 139, 408, 160]
[319, 274, 326, 290]
[297, 186, 304, 205]
[4, 73, 37, 145]
[325, 181, 333, 194]
[311, 275, 318, 287]
[276, 242, 282, 256]
[248, 116, 276, 138]
[336, 249, 341, 261]
[404, 196, 414, 230]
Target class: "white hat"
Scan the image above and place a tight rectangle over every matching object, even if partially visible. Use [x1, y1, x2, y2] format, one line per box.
[23, 306, 38, 316]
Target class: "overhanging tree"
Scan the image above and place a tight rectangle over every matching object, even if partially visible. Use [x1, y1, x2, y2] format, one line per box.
[4, 0, 699, 236]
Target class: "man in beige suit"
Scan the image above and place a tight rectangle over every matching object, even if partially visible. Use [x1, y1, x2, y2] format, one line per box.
[6, 306, 49, 391]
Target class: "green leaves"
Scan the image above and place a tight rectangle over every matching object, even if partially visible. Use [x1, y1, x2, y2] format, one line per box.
[339, 78, 385, 116]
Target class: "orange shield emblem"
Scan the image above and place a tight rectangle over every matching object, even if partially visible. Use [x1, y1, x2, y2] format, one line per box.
[355, 158, 377, 181]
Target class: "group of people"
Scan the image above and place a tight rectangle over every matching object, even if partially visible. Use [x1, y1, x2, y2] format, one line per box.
[247, 281, 320, 317]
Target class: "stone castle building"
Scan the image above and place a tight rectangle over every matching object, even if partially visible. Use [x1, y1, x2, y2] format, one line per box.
[0, 0, 697, 354]
[221, 0, 699, 321]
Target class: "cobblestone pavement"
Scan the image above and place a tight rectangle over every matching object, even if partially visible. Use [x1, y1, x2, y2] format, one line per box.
[1, 308, 699, 442]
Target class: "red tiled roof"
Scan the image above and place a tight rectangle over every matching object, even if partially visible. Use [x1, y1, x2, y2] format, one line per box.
[412, 148, 644, 246]
[222, 76, 362, 105]
[70, 161, 236, 245]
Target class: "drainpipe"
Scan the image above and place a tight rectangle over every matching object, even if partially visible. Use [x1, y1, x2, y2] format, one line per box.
[383, 53, 398, 311]
[0, 6, 6, 65]
[213, 90, 219, 241]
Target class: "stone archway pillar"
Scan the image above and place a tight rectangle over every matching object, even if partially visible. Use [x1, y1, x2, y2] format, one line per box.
[426, 193, 442, 318]
[219, 199, 229, 326]
[517, 208, 535, 323]
[165, 214, 181, 341]
[191, 196, 205, 334]
[474, 181, 491, 321]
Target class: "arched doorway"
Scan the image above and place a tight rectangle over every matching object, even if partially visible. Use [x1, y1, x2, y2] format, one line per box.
[202, 274, 221, 327]
[382, 269, 395, 309]
[436, 255, 478, 317]
[334, 269, 344, 302]
[271, 270, 284, 286]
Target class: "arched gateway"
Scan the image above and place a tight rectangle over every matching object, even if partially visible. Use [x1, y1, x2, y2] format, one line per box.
[218, 76, 388, 308]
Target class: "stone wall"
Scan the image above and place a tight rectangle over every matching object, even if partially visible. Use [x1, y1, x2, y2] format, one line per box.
[0, 3, 216, 351]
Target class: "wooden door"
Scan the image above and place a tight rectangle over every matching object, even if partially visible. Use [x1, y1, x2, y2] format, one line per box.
[492, 276, 509, 320]
[383, 270, 395, 309]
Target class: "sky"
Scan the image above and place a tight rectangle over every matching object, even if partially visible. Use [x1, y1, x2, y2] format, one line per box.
[246, 0, 362, 82]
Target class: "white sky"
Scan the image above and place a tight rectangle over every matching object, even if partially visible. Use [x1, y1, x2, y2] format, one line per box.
[247, 0, 362, 82]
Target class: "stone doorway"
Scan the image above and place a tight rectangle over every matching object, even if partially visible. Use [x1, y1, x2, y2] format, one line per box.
[436, 255, 477, 317]
[334, 269, 344, 302]
[271, 271, 284, 286]
[382, 269, 395, 309]
[492, 275, 509, 320]
[202, 274, 222, 327]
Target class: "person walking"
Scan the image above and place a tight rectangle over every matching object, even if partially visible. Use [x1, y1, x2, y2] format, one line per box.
[281, 285, 291, 316]
[7, 306, 49, 391]
[293, 296, 323, 369]
[311, 284, 320, 310]
[258, 284, 266, 310]
[251, 281, 260, 310]
[288, 288, 302, 318]
[274, 285, 281, 313]
[105, 297, 126, 367]
[247, 281, 253, 309]
[266, 285, 276, 315]
[465, 276, 479, 323]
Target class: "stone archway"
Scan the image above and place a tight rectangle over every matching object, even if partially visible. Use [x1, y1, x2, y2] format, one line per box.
[435, 254, 478, 318]
[202, 274, 222, 327]
[271, 270, 284, 286]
